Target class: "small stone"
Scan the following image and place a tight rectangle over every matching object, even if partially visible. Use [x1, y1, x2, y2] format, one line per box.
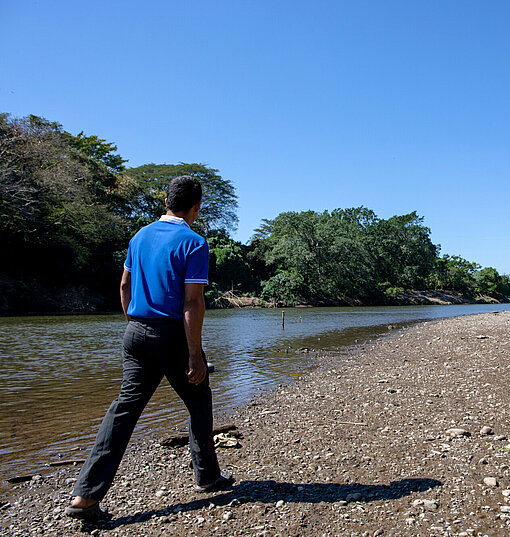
[483, 477, 498, 488]
[373, 530, 383, 537]
[223, 511, 233, 520]
[65, 478, 77, 485]
[196, 516, 205, 524]
[501, 506, 510, 513]
[423, 500, 439, 510]
[275, 500, 285, 508]
[155, 490, 166, 498]
[412, 499, 423, 507]
[32, 475, 42, 481]
[494, 435, 507, 441]
[446, 428, 471, 438]
[405, 517, 415, 525]
[480, 426, 494, 436]
[501, 489, 510, 497]
[479, 457, 488, 465]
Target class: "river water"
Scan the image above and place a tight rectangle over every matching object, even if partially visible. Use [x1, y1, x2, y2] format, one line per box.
[1, 303, 509, 492]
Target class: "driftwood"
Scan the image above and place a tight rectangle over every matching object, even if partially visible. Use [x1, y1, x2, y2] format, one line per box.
[337, 421, 368, 426]
[159, 423, 239, 447]
[7, 475, 35, 484]
[6, 459, 86, 484]
[48, 459, 86, 467]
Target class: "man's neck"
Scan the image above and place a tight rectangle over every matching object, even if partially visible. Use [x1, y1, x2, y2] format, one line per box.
[166, 210, 194, 226]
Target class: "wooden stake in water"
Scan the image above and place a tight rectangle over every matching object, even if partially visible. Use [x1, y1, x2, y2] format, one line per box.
[282, 310, 285, 330]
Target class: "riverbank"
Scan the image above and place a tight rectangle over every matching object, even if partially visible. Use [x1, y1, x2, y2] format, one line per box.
[2, 270, 507, 315]
[2, 311, 510, 536]
[209, 289, 507, 310]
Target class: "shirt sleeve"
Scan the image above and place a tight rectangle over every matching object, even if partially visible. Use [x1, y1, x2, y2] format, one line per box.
[184, 240, 209, 284]
[124, 243, 132, 272]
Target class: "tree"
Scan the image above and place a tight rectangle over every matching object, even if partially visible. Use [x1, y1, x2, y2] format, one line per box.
[370, 211, 438, 291]
[0, 113, 129, 308]
[428, 255, 480, 297]
[125, 163, 238, 235]
[474, 267, 501, 296]
[207, 230, 253, 291]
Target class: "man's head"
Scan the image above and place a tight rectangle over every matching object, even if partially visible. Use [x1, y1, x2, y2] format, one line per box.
[165, 175, 202, 214]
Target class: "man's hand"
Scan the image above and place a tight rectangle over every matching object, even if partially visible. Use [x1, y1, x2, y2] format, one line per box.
[186, 353, 207, 385]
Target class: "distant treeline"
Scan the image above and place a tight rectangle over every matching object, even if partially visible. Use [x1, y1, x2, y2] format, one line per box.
[0, 113, 508, 313]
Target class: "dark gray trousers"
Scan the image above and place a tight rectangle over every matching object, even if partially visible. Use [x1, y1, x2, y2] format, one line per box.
[73, 318, 220, 501]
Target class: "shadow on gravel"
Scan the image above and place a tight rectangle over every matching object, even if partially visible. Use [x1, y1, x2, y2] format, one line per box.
[81, 477, 442, 532]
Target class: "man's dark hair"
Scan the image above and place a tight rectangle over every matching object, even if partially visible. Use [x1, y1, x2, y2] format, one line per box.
[166, 175, 202, 212]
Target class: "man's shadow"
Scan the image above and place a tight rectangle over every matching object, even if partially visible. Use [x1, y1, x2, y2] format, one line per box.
[85, 477, 442, 531]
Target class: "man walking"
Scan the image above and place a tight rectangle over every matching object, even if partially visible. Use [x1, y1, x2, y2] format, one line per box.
[66, 176, 233, 521]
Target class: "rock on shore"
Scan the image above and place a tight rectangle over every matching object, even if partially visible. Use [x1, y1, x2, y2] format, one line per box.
[1, 311, 509, 536]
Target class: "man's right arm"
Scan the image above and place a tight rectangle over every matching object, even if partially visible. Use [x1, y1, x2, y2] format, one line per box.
[120, 269, 131, 322]
[183, 282, 207, 385]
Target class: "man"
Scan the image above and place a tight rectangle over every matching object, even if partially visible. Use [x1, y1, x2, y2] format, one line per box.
[66, 175, 233, 521]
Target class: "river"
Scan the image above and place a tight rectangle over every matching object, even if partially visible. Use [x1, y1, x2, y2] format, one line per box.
[1, 303, 509, 494]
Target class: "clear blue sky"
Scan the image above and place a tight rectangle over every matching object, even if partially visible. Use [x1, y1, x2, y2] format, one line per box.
[2, 0, 509, 273]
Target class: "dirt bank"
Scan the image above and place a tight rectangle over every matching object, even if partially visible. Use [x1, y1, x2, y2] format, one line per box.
[2, 312, 509, 536]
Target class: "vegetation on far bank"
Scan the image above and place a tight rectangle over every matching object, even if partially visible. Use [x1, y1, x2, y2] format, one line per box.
[1, 113, 508, 314]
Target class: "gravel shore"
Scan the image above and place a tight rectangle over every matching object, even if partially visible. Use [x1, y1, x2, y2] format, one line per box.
[2, 311, 509, 537]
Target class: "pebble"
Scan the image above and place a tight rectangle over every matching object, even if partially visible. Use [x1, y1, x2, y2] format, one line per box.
[275, 500, 285, 508]
[196, 516, 205, 524]
[155, 490, 166, 498]
[446, 428, 471, 437]
[502, 489, 510, 497]
[223, 511, 233, 520]
[423, 499, 439, 510]
[65, 478, 76, 485]
[480, 426, 493, 435]
[483, 477, 498, 488]
[501, 506, 510, 513]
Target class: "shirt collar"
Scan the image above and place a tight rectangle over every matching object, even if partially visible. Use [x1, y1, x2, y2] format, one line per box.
[159, 215, 190, 228]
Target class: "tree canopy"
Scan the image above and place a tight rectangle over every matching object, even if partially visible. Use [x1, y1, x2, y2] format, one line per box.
[124, 163, 238, 236]
[0, 111, 507, 313]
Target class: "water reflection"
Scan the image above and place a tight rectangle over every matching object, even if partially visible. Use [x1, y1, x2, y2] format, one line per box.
[1, 303, 509, 490]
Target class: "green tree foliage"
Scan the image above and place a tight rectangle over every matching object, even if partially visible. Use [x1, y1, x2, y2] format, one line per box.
[207, 230, 253, 292]
[125, 163, 238, 235]
[0, 114, 128, 304]
[0, 113, 241, 312]
[474, 267, 504, 297]
[257, 208, 439, 305]
[371, 211, 438, 291]
[1, 112, 507, 312]
[428, 255, 480, 297]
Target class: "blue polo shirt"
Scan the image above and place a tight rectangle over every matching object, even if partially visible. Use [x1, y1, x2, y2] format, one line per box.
[124, 215, 209, 319]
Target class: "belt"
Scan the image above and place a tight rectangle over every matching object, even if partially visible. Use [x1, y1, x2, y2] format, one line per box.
[130, 316, 182, 324]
